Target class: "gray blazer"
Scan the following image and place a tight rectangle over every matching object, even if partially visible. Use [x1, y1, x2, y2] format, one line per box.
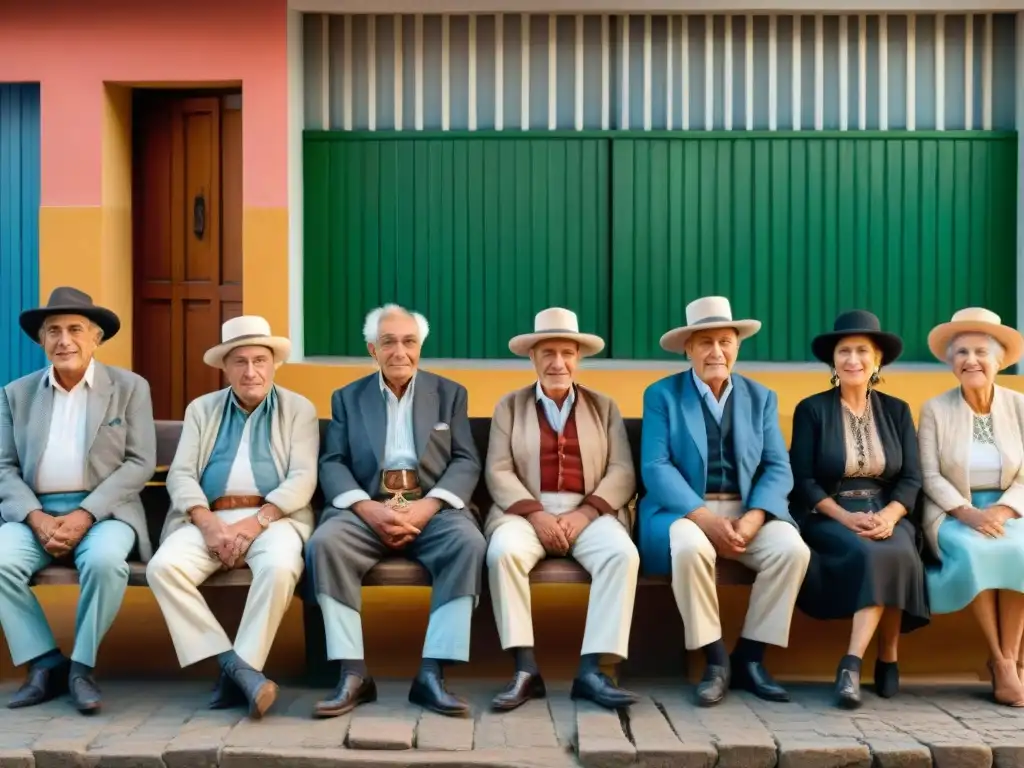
[318, 370, 481, 521]
[0, 361, 157, 560]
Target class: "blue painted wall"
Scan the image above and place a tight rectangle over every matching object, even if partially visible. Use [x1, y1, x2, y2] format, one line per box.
[0, 84, 42, 386]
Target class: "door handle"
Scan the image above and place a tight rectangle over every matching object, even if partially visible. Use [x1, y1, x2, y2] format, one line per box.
[193, 192, 206, 240]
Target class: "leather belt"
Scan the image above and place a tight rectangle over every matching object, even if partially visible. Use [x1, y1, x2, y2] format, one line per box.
[706, 493, 741, 501]
[211, 495, 265, 511]
[378, 469, 422, 509]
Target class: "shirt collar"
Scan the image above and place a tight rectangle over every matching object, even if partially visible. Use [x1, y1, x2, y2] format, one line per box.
[535, 381, 576, 409]
[228, 385, 275, 418]
[691, 368, 732, 403]
[379, 370, 416, 402]
[48, 358, 95, 393]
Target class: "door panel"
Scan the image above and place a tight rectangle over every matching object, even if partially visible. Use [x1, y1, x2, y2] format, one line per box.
[134, 92, 242, 419]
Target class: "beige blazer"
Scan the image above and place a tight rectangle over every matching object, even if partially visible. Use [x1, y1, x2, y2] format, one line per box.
[163, 385, 320, 544]
[918, 384, 1024, 559]
[484, 384, 636, 532]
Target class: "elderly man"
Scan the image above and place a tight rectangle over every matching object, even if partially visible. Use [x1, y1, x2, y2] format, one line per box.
[485, 308, 639, 711]
[0, 287, 155, 713]
[638, 296, 809, 707]
[306, 304, 485, 719]
[146, 316, 318, 720]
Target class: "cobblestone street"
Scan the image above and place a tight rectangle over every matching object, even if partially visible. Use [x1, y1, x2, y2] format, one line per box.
[1, 679, 1022, 768]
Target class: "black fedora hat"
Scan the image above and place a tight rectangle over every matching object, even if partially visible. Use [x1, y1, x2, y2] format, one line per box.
[811, 310, 903, 366]
[19, 287, 121, 344]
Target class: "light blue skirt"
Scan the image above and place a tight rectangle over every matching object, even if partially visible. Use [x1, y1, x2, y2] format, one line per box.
[926, 490, 1024, 615]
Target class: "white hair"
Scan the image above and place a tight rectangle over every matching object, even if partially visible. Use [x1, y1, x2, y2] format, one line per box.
[946, 332, 1005, 366]
[363, 303, 430, 345]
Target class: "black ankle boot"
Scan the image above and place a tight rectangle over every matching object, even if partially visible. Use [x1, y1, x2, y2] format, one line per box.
[874, 660, 899, 699]
[835, 655, 861, 709]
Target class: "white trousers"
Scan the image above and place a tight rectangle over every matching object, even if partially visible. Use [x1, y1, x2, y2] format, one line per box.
[319, 593, 474, 662]
[146, 508, 305, 670]
[670, 500, 810, 650]
[486, 492, 639, 659]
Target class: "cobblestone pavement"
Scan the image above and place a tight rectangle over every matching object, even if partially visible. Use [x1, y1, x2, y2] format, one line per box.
[1, 679, 1023, 768]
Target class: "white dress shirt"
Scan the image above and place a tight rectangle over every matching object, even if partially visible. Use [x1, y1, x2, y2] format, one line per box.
[332, 373, 465, 511]
[35, 360, 95, 494]
[691, 368, 733, 424]
[535, 381, 575, 434]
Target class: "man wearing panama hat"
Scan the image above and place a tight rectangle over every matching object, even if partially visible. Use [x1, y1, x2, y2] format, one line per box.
[638, 296, 809, 707]
[484, 308, 640, 711]
[0, 287, 156, 714]
[146, 316, 319, 720]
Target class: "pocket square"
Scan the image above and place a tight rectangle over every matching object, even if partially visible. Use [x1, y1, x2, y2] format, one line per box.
[433, 422, 450, 431]
[107, 417, 123, 427]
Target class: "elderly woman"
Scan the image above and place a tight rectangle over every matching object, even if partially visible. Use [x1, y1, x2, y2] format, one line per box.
[790, 311, 929, 709]
[919, 308, 1024, 707]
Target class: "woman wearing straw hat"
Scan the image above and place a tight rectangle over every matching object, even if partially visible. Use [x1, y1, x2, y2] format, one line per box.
[789, 311, 929, 709]
[919, 308, 1024, 707]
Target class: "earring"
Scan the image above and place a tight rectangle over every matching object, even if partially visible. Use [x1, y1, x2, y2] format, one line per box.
[869, 368, 881, 386]
[830, 369, 839, 388]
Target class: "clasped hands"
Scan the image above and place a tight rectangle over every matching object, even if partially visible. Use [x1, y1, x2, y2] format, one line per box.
[689, 507, 766, 558]
[191, 506, 273, 571]
[840, 504, 903, 540]
[355, 497, 442, 550]
[527, 505, 599, 556]
[957, 503, 1018, 538]
[26, 509, 95, 557]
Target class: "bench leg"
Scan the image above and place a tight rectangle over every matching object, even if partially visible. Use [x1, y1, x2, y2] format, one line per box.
[301, 595, 340, 688]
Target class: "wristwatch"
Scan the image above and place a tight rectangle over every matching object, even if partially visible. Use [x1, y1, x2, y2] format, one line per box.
[256, 506, 272, 529]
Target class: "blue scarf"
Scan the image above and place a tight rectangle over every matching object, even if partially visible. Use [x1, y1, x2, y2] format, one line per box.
[199, 387, 281, 501]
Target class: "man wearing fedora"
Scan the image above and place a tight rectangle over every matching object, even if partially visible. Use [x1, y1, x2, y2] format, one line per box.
[638, 296, 809, 707]
[0, 287, 156, 713]
[484, 308, 639, 712]
[146, 316, 318, 720]
[306, 303, 485, 719]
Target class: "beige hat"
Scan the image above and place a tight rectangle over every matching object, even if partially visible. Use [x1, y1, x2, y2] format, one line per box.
[508, 308, 605, 358]
[203, 315, 292, 369]
[927, 307, 1024, 370]
[659, 296, 762, 354]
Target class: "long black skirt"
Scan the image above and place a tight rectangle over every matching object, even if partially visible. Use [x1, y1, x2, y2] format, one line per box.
[796, 497, 930, 633]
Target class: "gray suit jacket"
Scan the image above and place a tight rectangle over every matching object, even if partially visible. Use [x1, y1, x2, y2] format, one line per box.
[0, 361, 157, 560]
[318, 370, 481, 522]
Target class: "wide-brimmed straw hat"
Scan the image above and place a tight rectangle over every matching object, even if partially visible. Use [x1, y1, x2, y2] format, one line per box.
[203, 316, 292, 369]
[811, 310, 903, 366]
[19, 286, 121, 344]
[508, 308, 605, 357]
[927, 307, 1024, 370]
[659, 296, 761, 354]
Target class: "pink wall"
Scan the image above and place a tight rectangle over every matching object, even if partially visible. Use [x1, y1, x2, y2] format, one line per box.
[0, 0, 288, 207]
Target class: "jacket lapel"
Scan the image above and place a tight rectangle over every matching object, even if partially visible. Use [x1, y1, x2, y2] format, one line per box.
[574, 387, 603, 493]
[413, 372, 439, 461]
[730, 378, 754, 482]
[84, 362, 113, 454]
[519, 388, 542, 497]
[360, 374, 387, 468]
[991, 386, 1021, 492]
[23, 371, 52, 483]
[681, 373, 708, 469]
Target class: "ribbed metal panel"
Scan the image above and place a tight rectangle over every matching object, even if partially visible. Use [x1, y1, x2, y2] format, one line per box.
[0, 84, 42, 385]
[611, 133, 1017, 362]
[304, 133, 610, 358]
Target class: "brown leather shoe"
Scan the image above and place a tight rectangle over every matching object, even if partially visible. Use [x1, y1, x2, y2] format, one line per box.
[409, 669, 470, 717]
[8, 658, 70, 709]
[313, 673, 377, 718]
[491, 671, 546, 711]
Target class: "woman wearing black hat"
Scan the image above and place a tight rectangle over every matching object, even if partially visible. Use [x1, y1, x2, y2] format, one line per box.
[789, 310, 929, 709]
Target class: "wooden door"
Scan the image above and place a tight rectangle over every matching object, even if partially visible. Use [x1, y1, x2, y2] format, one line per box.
[133, 93, 243, 420]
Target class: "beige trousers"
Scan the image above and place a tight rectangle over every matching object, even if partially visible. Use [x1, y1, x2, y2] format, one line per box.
[670, 500, 810, 651]
[146, 508, 305, 670]
[486, 492, 639, 658]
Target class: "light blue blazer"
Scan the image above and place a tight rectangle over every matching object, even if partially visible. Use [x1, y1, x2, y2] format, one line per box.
[637, 371, 795, 576]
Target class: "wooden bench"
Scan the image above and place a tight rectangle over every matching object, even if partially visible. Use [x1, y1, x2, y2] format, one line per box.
[27, 416, 754, 681]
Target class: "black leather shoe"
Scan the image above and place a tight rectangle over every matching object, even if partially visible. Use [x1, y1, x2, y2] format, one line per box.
[835, 666, 861, 709]
[730, 660, 790, 702]
[409, 670, 470, 717]
[491, 671, 546, 711]
[69, 671, 102, 714]
[696, 664, 730, 707]
[313, 673, 378, 718]
[570, 672, 639, 710]
[873, 660, 899, 699]
[222, 657, 278, 719]
[210, 670, 247, 710]
[8, 658, 70, 709]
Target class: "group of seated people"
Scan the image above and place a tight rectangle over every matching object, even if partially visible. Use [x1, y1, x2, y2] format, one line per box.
[0, 287, 1022, 725]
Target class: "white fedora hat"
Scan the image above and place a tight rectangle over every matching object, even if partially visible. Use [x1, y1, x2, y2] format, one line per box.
[927, 307, 1024, 370]
[203, 315, 292, 369]
[508, 308, 605, 358]
[659, 296, 762, 354]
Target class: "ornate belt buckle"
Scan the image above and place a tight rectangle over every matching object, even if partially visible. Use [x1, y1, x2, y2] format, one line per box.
[382, 470, 412, 508]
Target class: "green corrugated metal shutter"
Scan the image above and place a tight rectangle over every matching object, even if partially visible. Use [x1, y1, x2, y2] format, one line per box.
[611, 133, 1018, 362]
[304, 134, 611, 358]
